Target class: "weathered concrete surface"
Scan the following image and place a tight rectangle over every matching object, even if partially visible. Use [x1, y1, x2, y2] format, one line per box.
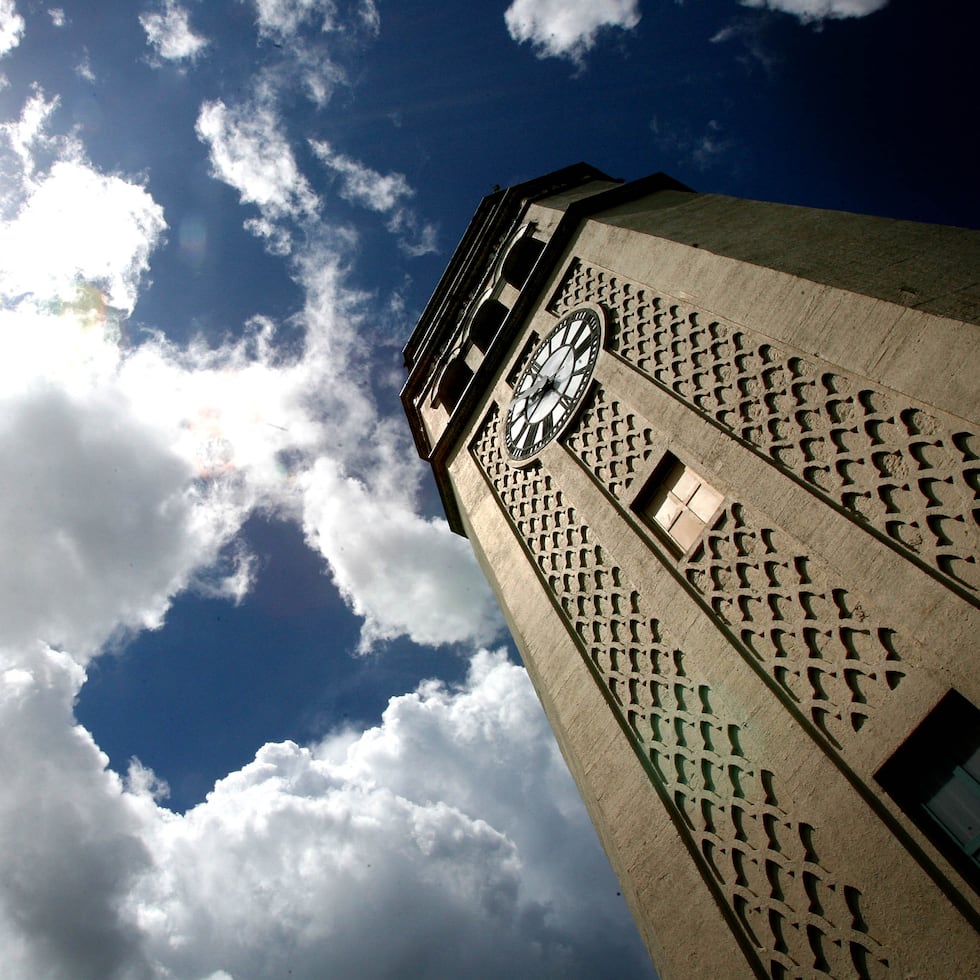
[404, 172, 980, 978]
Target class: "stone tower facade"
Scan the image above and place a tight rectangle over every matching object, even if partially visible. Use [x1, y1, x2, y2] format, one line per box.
[401, 165, 980, 978]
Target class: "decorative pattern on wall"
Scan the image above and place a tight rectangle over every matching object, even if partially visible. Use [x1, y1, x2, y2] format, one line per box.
[562, 386, 658, 502]
[563, 384, 910, 751]
[472, 405, 890, 979]
[684, 503, 906, 748]
[550, 259, 980, 598]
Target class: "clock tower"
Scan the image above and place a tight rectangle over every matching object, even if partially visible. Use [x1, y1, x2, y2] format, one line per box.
[401, 165, 980, 978]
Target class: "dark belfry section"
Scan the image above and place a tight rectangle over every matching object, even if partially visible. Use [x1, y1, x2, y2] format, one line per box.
[401, 166, 980, 978]
[877, 690, 980, 894]
[469, 299, 507, 353]
[501, 235, 544, 289]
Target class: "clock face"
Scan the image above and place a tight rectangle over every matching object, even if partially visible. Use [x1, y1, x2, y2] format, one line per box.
[505, 307, 602, 462]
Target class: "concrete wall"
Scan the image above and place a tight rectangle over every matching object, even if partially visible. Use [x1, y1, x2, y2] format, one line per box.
[439, 195, 980, 977]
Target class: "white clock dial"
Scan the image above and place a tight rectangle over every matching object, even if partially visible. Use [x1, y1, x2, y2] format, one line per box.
[504, 307, 602, 462]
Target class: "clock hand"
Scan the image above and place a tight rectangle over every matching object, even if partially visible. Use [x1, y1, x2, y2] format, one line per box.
[551, 349, 574, 385]
[526, 376, 566, 422]
[513, 372, 552, 407]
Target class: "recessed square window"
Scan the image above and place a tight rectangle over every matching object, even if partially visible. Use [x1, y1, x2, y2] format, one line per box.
[635, 454, 724, 555]
[876, 689, 980, 894]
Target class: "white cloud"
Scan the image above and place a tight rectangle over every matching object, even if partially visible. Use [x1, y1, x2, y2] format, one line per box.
[196, 98, 319, 253]
[287, 249, 500, 650]
[0, 648, 652, 978]
[650, 115, 737, 172]
[0, 69, 643, 977]
[1, 88, 492, 660]
[0, 34, 653, 980]
[709, 18, 780, 74]
[75, 52, 96, 81]
[358, 0, 379, 34]
[692, 118, 734, 169]
[48, 8, 66, 27]
[310, 140, 439, 256]
[140, 0, 209, 63]
[0, 112, 204, 666]
[0, 159, 165, 313]
[0, 87, 60, 179]
[0, 93, 165, 314]
[245, 1, 378, 107]
[504, 0, 640, 62]
[249, 0, 380, 40]
[243, 0, 383, 107]
[399, 219, 438, 257]
[0, 382, 222, 660]
[302, 457, 504, 651]
[0, 646, 157, 979]
[295, 48, 347, 107]
[739, 0, 888, 21]
[0, 0, 24, 58]
[252, 0, 337, 39]
[310, 139, 413, 213]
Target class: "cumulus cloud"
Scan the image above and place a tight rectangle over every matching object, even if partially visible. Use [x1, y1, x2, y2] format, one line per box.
[2, 86, 496, 659]
[0, 86, 59, 178]
[140, 0, 209, 63]
[302, 458, 503, 651]
[0, 0, 24, 58]
[0, 384, 218, 660]
[0, 287, 293, 665]
[0, 649, 651, 978]
[0, 111, 186, 675]
[504, 0, 640, 63]
[0, 51, 645, 978]
[196, 97, 320, 254]
[134, 651, 649, 979]
[48, 7, 66, 27]
[0, 647, 156, 980]
[287, 249, 501, 649]
[142, 77, 480, 658]
[0, 160, 164, 312]
[309, 139, 439, 256]
[0, 92, 164, 315]
[740, 0, 888, 21]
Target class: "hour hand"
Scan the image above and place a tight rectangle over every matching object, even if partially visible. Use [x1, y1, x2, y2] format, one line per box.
[513, 374, 549, 406]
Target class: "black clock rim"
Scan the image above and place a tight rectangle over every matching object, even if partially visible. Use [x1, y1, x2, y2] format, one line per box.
[504, 308, 602, 463]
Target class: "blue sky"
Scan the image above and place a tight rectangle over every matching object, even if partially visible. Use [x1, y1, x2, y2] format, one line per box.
[0, 0, 976, 977]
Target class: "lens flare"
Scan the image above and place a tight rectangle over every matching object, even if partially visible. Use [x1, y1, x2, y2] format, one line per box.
[178, 215, 208, 270]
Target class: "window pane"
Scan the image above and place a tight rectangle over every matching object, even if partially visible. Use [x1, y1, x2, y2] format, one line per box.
[671, 468, 701, 505]
[926, 770, 980, 847]
[670, 510, 705, 551]
[653, 493, 683, 531]
[963, 745, 980, 783]
[689, 483, 724, 522]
